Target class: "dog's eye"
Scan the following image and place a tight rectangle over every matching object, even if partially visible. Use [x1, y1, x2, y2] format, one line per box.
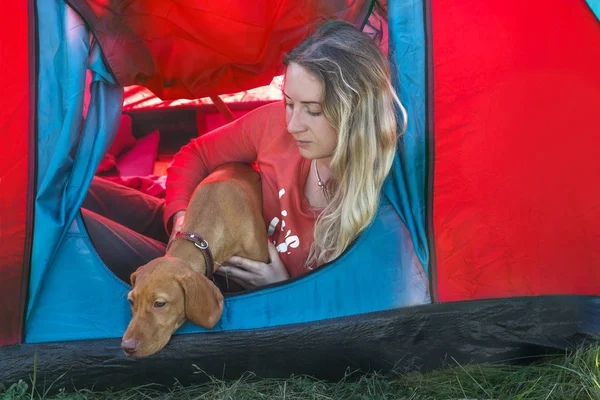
[154, 301, 166, 308]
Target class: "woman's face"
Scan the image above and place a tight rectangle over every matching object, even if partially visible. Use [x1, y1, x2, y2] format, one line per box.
[283, 63, 338, 160]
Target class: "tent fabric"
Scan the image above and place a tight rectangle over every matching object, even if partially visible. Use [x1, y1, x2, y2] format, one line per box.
[432, 0, 600, 301]
[27, 0, 124, 318]
[386, 0, 430, 274]
[587, 0, 600, 21]
[65, 0, 372, 100]
[24, 1, 430, 344]
[0, 1, 31, 347]
[122, 79, 283, 111]
[1, 0, 597, 358]
[26, 197, 430, 343]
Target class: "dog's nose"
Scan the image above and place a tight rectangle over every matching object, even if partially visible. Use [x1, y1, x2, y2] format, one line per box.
[121, 339, 139, 356]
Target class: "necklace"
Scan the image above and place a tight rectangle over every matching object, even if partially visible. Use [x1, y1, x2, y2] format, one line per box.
[313, 159, 330, 201]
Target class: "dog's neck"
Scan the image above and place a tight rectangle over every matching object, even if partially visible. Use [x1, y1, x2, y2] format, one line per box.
[165, 171, 269, 275]
[166, 227, 233, 276]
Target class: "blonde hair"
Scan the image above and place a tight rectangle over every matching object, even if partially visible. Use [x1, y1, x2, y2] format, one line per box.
[284, 20, 407, 267]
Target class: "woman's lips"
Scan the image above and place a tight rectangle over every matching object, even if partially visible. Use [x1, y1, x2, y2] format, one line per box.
[295, 140, 311, 147]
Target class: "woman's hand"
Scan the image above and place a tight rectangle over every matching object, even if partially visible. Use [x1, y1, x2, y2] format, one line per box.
[169, 211, 186, 242]
[215, 241, 289, 289]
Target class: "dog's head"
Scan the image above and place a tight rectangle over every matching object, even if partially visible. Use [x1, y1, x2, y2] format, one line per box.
[121, 256, 224, 357]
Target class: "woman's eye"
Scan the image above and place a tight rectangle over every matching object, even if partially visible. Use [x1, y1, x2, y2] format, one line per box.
[285, 102, 293, 109]
[306, 109, 322, 117]
[128, 299, 134, 307]
[154, 301, 166, 308]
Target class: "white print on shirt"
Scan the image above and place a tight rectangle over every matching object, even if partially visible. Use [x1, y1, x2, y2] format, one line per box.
[268, 188, 300, 255]
[267, 218, 279, 236]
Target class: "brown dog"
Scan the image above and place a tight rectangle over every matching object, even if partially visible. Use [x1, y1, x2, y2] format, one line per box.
[121, 163, 269, 357]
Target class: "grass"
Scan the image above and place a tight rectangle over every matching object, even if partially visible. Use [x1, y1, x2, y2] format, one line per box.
[1, 345, 599, 400]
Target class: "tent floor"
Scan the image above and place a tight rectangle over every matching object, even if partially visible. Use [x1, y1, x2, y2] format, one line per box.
[1, 295, 598, 393]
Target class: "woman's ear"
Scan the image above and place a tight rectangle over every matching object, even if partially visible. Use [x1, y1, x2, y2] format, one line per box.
[177, 270, 224, 329]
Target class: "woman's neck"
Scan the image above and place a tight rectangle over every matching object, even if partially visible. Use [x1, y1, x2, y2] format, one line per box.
[304, 157, 332, 209]
[315, 157, 332, 183]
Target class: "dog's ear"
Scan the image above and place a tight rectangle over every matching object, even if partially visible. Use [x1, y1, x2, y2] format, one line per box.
[177, 270, 224, 329]
[130, 268, 141, 287]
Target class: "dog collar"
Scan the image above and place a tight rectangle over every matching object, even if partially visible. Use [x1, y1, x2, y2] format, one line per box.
[166, 232, 214, 278]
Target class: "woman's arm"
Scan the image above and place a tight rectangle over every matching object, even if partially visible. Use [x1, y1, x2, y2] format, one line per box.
[164, 103, 278, 231]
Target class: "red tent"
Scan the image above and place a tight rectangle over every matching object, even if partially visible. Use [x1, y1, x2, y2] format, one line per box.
[0, 0, 598, 391]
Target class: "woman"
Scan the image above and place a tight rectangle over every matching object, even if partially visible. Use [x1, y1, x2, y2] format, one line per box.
[83, 20, 406, 289]
[164, 20, 407, 289]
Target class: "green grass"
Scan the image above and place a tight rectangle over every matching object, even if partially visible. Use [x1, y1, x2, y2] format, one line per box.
[2, 345, 599, 400]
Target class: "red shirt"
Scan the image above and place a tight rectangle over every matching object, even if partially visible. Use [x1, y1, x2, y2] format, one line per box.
[165, 102, 319, 277]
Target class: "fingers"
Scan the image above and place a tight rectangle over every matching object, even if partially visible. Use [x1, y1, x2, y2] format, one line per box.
[216, 270, 251, 290]
[215, 244, 290, 289]
[215, 265, 254, 281]
[226, 256, 265, 273]
[266, 240, 287, 273]
[215, 266, 254, 289]
[267, 240, 279, 262]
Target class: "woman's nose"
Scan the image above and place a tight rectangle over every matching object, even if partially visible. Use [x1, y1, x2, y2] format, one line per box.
[286, 109, 305, 134]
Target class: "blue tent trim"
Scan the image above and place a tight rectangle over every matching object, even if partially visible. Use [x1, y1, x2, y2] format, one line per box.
[25, 1, 431, 343]
[28, 0, 123, 317]
[26, 200, 430, 342]
[587, 0, 600, 21]
[386, 0, 430, 274]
